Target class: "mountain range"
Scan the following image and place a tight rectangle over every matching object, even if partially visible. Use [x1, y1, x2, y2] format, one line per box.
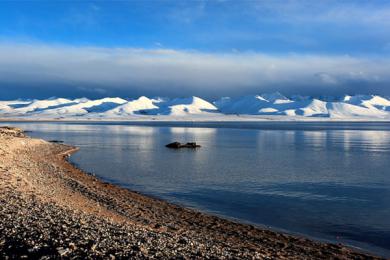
[1, 93, 390, 120]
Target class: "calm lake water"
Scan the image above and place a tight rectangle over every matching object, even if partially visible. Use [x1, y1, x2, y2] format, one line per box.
[5, 121, 390, 257]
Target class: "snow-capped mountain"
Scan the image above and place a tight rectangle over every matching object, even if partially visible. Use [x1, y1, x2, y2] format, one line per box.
[1, 93, 390, 120]
[156, 96, 218, 115]
[32, 97, 128, 117]
[214, 93, 390, 119]
[10, 98, 74, 115]
[102, 96, 159, 116]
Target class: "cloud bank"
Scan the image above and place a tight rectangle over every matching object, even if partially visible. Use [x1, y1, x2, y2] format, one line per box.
[0, 44, 389, 99]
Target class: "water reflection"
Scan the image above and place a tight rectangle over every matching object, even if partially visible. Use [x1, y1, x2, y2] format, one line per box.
[169, 127, 216, 136]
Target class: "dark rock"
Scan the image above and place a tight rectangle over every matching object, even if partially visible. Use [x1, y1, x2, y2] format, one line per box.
[48, 140, 64, 143]
[184, 142, 200, 148]
[165, 142, 182, 149]
[178, 238, 188, 245]
[165, 142, 201, 149]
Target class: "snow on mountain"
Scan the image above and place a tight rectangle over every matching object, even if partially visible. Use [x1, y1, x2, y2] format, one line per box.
[12, 98, 74, 114]
[261, 92, 290, 103]
[285, 99, 329, 117]
[157, 96, 218, 115]
[36, 97, 127, 117]
[327, 102, 388, 118]
[215, 93, 297, 115]
[214, 93, 390, 119]
[0, 100, 31, 115]
[215, 95, 269, 114]
[103, 96, 159, 116]
[1, 94, 390, 120]
[83, 97, 128, 113]
[344, 95, 390, 111]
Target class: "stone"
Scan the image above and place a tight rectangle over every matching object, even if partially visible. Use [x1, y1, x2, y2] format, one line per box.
[165, 142, 201, 149]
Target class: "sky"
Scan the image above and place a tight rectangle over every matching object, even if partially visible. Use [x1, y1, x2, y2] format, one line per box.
[0, 0, 390, 99]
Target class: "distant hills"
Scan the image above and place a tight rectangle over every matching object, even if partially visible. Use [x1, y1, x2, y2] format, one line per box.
[1, 93, 390, 120]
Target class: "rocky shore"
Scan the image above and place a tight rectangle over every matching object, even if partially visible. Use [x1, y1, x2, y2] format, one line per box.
[0, 127, 382, 259]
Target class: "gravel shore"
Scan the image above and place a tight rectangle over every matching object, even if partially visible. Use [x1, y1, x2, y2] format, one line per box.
[0, 126, 382, 259]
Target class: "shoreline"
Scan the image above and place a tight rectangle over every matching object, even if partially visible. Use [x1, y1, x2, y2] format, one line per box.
[0, 127, 383, 259]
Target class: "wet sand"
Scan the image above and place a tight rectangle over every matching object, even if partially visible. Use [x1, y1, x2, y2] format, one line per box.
[0, 126, 382, 259]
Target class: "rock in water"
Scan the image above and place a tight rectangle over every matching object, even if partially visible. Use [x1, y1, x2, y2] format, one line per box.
[166, 142, 182, 148]
[165, 142, 201, 149]
[184, 142, 200, 148]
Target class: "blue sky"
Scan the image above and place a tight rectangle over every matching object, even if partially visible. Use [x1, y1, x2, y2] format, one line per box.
[0, 0, 390, 99]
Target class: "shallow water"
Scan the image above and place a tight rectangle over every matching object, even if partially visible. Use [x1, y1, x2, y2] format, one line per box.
[5, 121, 390, 257]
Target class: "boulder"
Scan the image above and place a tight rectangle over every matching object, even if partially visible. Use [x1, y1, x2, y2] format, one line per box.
[165, 142, 201, 149]
[183, 142, 200, 148]
[165, 142, 182, 148]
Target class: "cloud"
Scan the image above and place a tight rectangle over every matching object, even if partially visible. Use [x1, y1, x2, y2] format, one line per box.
[316, 73, 339, 85]
[0, 43, 389, 98]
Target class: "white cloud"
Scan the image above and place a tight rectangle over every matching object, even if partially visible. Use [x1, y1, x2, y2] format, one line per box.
[0, 43, 389, 96]
[316, 73, 338, 85]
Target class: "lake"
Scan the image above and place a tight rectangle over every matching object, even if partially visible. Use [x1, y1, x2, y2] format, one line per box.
[4, 121, 390, 257]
